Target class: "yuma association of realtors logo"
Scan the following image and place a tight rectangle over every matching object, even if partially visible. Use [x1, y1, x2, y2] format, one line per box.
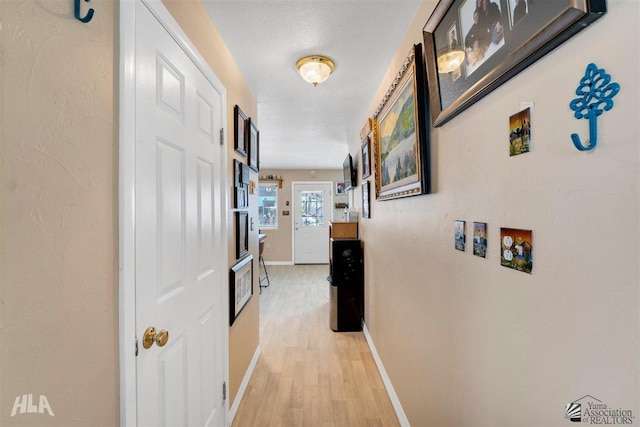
[10, 394, 54, 417]
[565, 395, 635, 424]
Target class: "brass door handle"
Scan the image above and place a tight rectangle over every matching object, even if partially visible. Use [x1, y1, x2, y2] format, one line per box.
[142, 326, 169, 349]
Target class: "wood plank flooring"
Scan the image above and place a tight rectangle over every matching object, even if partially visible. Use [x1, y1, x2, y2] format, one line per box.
[231, 264, 400, 427]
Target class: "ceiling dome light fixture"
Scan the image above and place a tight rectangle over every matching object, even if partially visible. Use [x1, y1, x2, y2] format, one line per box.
[437, 48, 465, 74]
[296, 55, 335, 87]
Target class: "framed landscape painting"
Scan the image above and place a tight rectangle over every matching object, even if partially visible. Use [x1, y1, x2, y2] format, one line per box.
[373, 43, 430, 201]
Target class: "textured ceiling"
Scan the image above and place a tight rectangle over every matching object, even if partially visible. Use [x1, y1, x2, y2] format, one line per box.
[201, 0, 423, 170]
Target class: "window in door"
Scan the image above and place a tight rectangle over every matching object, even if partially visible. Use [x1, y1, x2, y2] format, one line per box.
[258, 183, 278, 228]
[300, 191, 325, 227]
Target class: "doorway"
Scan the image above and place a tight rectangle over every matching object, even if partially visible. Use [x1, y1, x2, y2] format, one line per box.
[292, 182, 333, 264]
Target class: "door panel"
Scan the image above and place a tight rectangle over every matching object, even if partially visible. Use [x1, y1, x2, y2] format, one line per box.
[159, 336, 188, 426]
[135, 2, 225, 426]
[198, 160, 215, 277]
[157, 140, 185, 297]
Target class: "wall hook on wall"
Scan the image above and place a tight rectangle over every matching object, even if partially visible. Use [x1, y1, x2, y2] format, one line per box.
[569, 63, 620, 151]
[74, 0, 94, 23]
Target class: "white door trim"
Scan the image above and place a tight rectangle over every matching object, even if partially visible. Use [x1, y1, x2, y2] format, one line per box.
[119, 1, 229, 424]
[291, 181, 334, 264]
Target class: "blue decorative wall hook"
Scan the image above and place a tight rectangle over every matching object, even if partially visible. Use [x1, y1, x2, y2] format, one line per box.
[74, 0, 94, 23]
[569, 63, 620, 151]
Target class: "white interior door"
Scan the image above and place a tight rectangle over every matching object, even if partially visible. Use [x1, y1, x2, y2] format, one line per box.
[293, 182, 332, 264]
[134, 2, 225, 425]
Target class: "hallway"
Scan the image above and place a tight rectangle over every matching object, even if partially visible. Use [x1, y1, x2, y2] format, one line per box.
[232, 265, 400, 426]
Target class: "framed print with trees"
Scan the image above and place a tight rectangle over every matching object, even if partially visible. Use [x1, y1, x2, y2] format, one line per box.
[373, 43, 431, 201]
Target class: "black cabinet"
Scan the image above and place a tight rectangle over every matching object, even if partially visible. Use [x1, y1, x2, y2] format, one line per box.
[328, 238, 363, 332]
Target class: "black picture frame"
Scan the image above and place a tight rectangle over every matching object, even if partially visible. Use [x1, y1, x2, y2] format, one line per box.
[229, 255, 253, 326]
[234, 105, 248, 156]
[423, 0, 606, 127]
[234, 159, 250, 209]
[235, 211, 249, 260]
[373, 43, 430, 201]
[361, 136, 371, 179]
[248, 118, 259, 172]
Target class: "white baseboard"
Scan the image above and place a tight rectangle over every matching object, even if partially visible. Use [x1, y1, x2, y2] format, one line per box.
[228, 346, 261, 425]
[264, 260, 294, 266]
[362, 323, 410, 427]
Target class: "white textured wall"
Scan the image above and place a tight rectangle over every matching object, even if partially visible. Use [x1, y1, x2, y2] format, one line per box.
[0, 1, 118, 425]
[356, 1, 639, 425]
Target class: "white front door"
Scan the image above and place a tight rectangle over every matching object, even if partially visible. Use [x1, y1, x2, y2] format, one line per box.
[134, 2, 225, 425]
[293, 182, 332, 264]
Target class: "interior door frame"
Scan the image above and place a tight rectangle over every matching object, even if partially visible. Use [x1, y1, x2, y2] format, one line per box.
[291, 181, 334, 264]
[119, 1, 230, 424]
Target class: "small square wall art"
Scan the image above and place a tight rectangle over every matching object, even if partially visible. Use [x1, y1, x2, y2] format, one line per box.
[473, 222, 487, 258]
[500, 228, 533, 274]
[509, 107, 531, 156]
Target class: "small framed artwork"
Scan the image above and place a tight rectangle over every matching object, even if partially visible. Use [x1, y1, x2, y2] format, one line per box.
[362, 181, 370, 219]
[473, 222, 487, 258]
[500, 228, 533, 274]
[361, 136, 371, 179]
[248, 118, 259, 172]
[234, 159, 250, 209]
[509, 107, 531, 156]
[235, 211, 249, 260]
[234, 105, 248, 157]
[230, 255, 253, 326]
[454, 220, 466, 251]
[336, 182, 345, 195]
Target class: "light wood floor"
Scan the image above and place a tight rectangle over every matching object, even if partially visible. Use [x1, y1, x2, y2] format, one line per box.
[231, 264, 400, 427]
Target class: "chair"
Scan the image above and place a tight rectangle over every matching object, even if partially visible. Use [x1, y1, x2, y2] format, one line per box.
[259, 235, 271, 293]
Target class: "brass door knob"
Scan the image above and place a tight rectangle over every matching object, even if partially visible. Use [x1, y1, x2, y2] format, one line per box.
[142, 326, 170, 349]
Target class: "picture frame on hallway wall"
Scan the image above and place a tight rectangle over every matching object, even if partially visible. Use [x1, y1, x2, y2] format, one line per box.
[234, 159, 250, 209]
[362, 181, 370, 219]
[372, 43, 431, 201]
[230, 255, 253, 326]
[361, 135, 371, 179]
[455, 220, 466, 251]
[423, 0, 607, 127]
[235, 211, 249, 260]
[234, 105, 248, 157]
[248, 118, 260, 172]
